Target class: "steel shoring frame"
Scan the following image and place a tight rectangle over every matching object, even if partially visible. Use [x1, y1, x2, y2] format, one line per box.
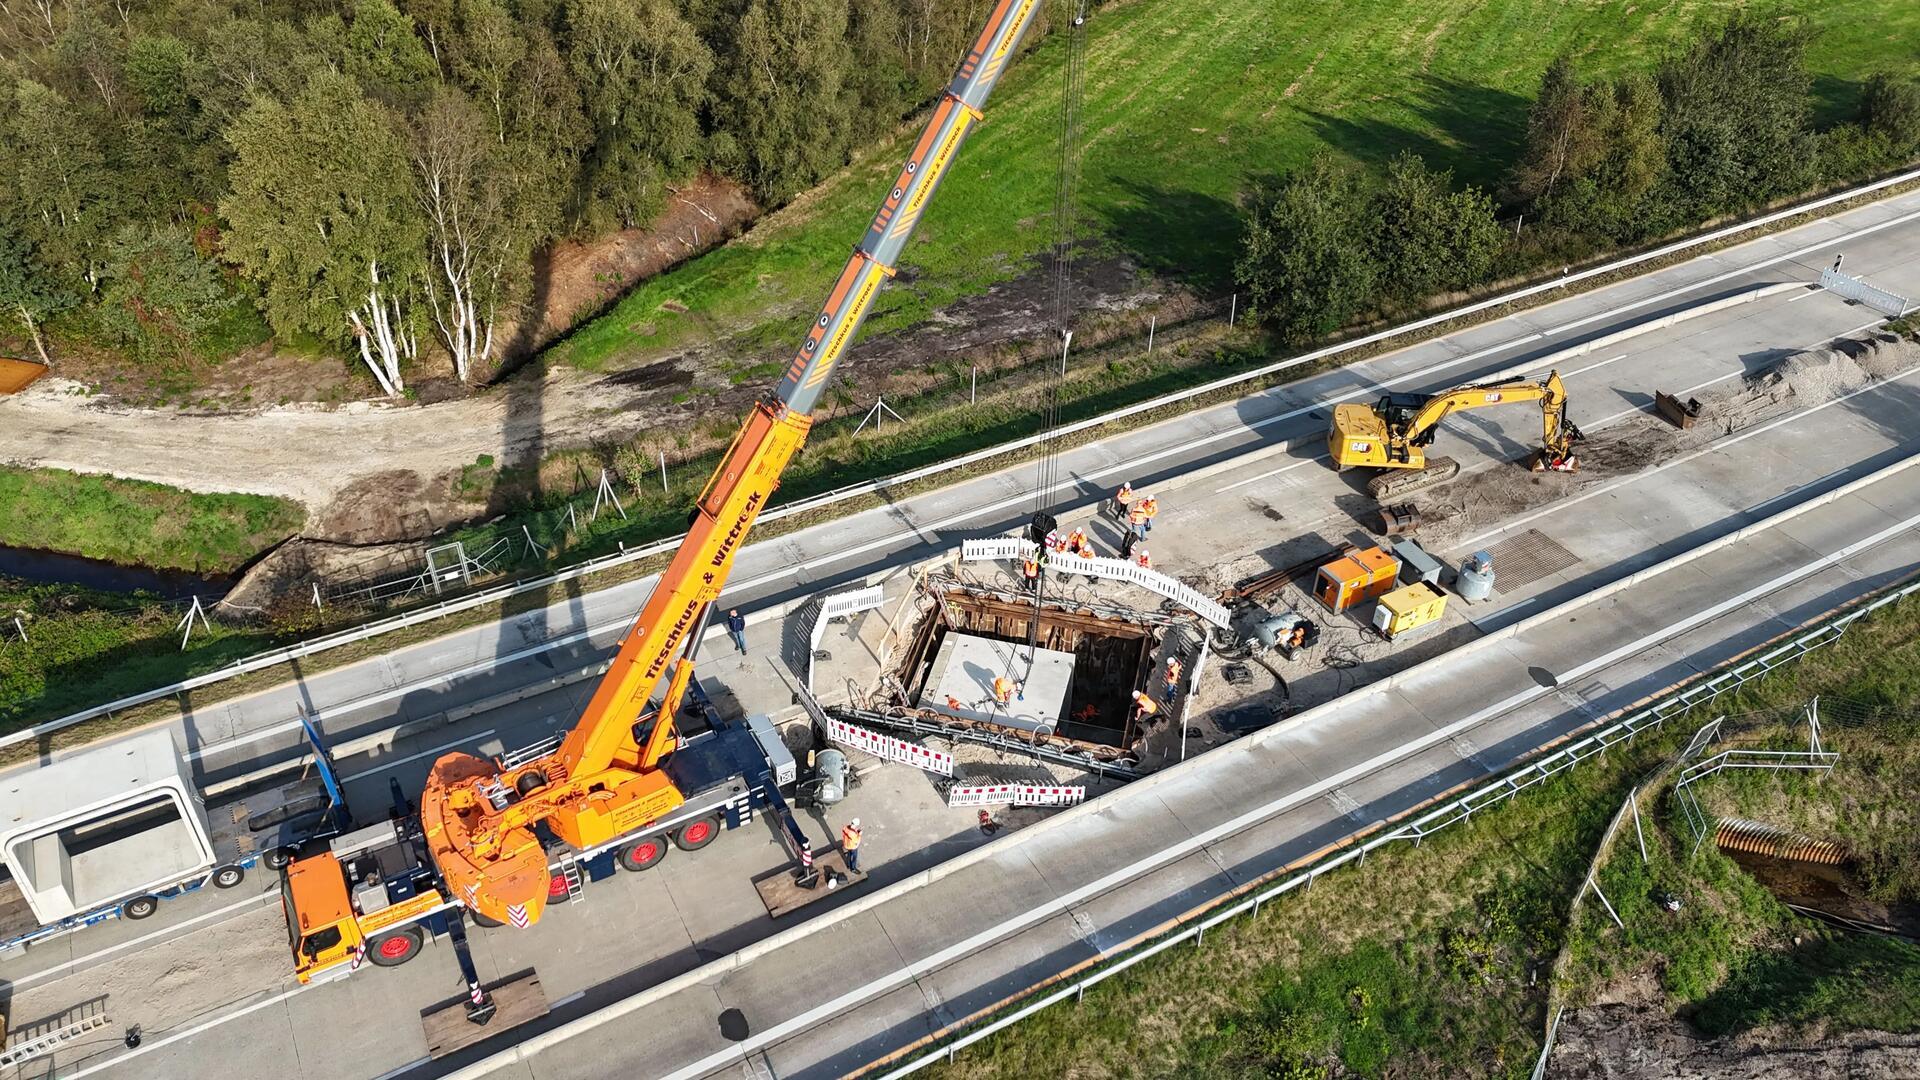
[866, 567, 1920, 1080]
[830, 704, 1147, 784]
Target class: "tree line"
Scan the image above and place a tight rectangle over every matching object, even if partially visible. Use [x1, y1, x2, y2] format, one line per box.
[0, 0, 1056, 390]
[1239, 16, 1920, 344]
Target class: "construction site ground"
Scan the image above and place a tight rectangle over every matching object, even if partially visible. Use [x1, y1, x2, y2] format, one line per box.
[4, 193, 1920, 1078]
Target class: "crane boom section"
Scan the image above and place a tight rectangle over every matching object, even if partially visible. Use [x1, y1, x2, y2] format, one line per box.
[416, 0, 1048, 929]
[774, 0, 1042, 415]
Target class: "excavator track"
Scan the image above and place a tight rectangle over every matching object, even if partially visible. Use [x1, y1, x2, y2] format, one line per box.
[1366, 456, 1459, 500]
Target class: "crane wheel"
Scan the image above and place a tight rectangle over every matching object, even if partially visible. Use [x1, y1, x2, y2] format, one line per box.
[672, 816, 722, 851]
[469, 910, 505, 928]
[515, 770, 549, 798]
[617, 836, 668, 872]
[368, 927, 425, 967]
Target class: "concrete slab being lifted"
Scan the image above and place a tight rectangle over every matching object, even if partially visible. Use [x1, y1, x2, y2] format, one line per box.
[919, 633, 1075, 735]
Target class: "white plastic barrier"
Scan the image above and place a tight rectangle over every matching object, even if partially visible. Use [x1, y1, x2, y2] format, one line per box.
[945, 783, 1087, 808]
[823, 717, 955, 776]
[960, 538, 1232, 629]
[806, 585, 888, 692]
[1820, 265, 1911, 317]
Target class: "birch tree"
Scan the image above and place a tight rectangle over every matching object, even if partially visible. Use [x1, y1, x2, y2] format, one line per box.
[565, 0, 712, 230]
[410, 88, 531, 381]
[222, 71, 425, 396]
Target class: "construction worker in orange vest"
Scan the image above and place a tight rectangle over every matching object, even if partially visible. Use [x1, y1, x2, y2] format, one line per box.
[841, 818, 863, 873]
[1067, 526, 1088, 552]
[1112, 481, 1134, 519]
[1130, 689, 1159, 729]
[992, 675, 1015, 707]
[1133, 547, 1151, 569]
[1072, 540, 1098, 582]
[1163, 656, 1183, 702]
[1022, 551, 1041, 589]
[1138, 495, 1159, 534]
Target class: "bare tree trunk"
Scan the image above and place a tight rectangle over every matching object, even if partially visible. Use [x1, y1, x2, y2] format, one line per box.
[17, 303, 49, 365]
[346, 260, 406, 397]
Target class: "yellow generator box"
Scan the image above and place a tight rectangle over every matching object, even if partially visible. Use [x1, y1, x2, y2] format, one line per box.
[1315, 546, 1400, 613]
[1373, 582, 1448, 639]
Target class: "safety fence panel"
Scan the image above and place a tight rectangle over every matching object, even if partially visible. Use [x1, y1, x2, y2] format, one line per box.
[945, 783, 1087, 808]
[959, 539, 1233, 629]
[824, 716, 955, 776]
[1820, 266, 1912, 317]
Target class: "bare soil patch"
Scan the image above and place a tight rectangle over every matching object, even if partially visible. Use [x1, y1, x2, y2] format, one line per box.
[491, 174, 756, 371]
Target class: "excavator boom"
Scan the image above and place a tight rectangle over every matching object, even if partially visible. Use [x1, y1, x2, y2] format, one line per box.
[418, 0, 1050, 928]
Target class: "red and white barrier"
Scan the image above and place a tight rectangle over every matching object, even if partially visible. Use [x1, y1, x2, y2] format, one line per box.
[824, 717, 955, 776]
[945, 783, 1086, 808]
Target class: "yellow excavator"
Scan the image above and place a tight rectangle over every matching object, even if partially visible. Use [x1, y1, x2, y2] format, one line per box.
[1327, 370, 1582, 500]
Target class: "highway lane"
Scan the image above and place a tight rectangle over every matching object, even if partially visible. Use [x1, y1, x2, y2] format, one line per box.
[5, 187, 1917, 1018]
[17, 237, 1920, 1075]
[459, 442, 1920, 1080]
[19, 187, 1917, 798]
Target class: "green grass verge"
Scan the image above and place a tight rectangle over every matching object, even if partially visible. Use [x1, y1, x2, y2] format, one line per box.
[0, 466, 305, 574]
[554, 0, 1920, 375]
[929, 594, 1920, 1079]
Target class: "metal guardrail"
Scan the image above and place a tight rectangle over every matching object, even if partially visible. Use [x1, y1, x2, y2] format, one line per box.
[17, 165, 1920, 756]
[869, 565, 1920, 1078]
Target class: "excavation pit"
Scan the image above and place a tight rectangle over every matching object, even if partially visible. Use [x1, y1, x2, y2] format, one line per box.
[893, 587, 1167, 748]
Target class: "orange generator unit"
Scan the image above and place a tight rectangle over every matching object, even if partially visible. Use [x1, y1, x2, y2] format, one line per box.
[1315, 546, 1400, 613]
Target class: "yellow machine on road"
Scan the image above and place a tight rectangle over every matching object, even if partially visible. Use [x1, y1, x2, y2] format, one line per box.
[1328, 370, 1582, 499]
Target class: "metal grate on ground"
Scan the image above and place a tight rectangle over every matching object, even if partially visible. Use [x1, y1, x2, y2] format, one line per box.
[1485, 528, 1582, 594]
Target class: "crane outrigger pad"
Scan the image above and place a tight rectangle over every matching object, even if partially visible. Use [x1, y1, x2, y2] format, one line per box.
[422, 972, 548, 1057]
[754, 850, 866, 918]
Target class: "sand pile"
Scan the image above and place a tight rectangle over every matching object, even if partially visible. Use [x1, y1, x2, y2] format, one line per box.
[1416, 329, 1920, 546]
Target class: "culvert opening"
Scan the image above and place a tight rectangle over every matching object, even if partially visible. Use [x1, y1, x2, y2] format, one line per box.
[889, 587, 1163, 748]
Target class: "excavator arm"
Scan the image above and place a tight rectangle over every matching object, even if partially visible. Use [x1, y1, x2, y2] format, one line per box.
[419, 0, 1050, 929]
[1329, 370, 1580, 474]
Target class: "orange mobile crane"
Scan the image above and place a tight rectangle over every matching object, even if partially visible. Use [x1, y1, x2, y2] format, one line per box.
[278, 0, 1050, 1026]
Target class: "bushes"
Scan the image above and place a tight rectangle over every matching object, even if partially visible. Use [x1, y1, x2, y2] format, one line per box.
[1237, 153, 1504, 344]
[1236, 15, 1920, 343]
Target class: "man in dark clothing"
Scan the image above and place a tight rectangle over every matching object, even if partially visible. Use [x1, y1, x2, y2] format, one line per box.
[726, 609, 748, 654]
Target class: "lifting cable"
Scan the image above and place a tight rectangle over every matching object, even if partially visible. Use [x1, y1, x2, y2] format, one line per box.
[1018, 0, 1089, 684]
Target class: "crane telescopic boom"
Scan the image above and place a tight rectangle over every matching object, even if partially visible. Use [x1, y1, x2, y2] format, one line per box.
[417, 0, 1048, 928]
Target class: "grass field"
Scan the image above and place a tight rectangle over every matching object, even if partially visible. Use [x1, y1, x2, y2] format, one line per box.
[929, 591, 1920, 1078]
[555, 0, 1920, 375]
[0, 466, 305, 573]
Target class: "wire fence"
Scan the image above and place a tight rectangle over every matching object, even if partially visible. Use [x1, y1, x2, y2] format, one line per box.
[866, 567, 1920, 1079]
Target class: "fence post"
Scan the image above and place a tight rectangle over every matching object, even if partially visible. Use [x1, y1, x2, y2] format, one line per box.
[1147, 315, 1155, 355]
[311, 583, 324, 611]
[1228, 293, 1237, 328]
[971, 365, 977, 404]
[659, 451, 669, 494]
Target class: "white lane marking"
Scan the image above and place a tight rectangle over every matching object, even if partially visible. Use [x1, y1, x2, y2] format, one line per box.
[340, 730, 498, 783]
[642, 506, 1920, 1080]
[1453, 366, 1919, 552]
[1214, 452, 1329, 494]
[64, 983, 312, 1080]
[1559, 353, 1630, 380]
[10, 890, 280, 991]
[189, 213, 1920, 761]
